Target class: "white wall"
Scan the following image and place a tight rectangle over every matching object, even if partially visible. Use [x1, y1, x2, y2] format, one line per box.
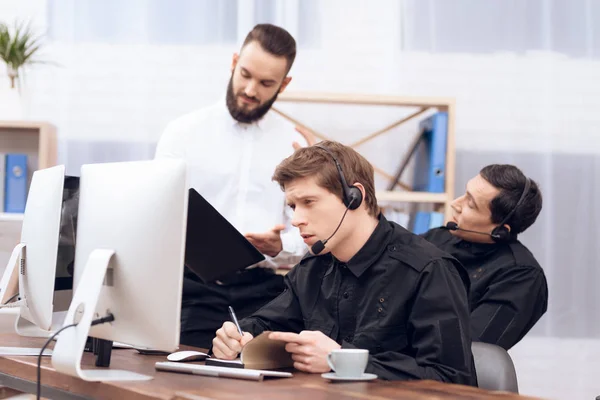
[2, 1, 600, 342]
[1, 0, 598, 155]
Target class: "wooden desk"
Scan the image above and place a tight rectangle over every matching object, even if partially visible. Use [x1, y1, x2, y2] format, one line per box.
[0, 334, 541, 400]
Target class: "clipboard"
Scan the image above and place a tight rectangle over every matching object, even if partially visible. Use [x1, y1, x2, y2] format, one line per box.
[184, 188, 266, 282]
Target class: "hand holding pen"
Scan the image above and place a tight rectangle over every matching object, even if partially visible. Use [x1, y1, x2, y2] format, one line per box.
[212, 307, 254, 360]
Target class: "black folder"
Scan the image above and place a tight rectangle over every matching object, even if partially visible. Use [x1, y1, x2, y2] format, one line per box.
[184, 188, 265, 282]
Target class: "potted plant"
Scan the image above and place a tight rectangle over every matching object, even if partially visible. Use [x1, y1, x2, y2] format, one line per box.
[0, 20, 47, 119]
[0, 20, 46, 90]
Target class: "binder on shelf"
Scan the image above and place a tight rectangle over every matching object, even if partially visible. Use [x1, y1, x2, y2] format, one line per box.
[412, 211, 444, 235]
[428, 212, 444, 230]
[4, 154, 28, 213]
[412, 211, 431, 235]
[412, 112, 448, 193]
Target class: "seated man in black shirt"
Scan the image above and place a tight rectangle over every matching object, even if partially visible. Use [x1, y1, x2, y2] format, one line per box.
[422, 164, 548, 350]
[212, 141, 476, 385]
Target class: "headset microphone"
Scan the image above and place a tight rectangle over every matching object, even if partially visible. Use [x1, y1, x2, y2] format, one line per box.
[311, 199, 354, 255]
[310, 239, 326, 255]
[443, 221, 497, 239]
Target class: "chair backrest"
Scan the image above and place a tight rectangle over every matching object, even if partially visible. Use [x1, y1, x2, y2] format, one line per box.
[471, 341, 519, 393]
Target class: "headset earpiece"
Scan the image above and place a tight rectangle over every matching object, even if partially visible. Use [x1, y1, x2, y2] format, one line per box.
[315, 145, 363, 210]
[490, 226, 510, 242]
[490, 177, 531, 243]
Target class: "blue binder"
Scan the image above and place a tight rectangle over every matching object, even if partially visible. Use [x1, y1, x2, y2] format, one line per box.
[412, 211, 431, 235]
[413, 112, 448, 193]
[428, 212, 444, 229]
[4, 154, 28, 213]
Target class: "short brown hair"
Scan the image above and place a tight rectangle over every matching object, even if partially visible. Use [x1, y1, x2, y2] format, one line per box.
[273, 141, 379, 217]
[242, 24, 296, 73]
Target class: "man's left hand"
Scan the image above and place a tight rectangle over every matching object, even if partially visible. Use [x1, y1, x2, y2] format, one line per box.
[269, 330, 341, 373]
[245, 225, 285, 257]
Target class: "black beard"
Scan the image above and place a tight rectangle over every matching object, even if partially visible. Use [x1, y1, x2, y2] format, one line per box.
[225, 76, 280, 124]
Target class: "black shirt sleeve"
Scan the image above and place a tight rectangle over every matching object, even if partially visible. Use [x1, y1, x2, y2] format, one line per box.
[345, 259, 475, 385]
[470, 264, 548, 350]
[238, 272, 305, 337]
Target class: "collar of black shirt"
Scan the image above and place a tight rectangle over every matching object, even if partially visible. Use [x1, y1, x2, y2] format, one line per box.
[302, 213, 393, 279]
[445, 229, 501, 262]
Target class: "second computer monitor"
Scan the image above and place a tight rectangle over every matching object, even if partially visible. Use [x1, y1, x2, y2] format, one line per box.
[52, 159, 188, 381]
[72, 158, 188, 351]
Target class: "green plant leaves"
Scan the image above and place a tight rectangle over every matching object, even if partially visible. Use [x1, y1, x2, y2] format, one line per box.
[0, 20, 46, 88]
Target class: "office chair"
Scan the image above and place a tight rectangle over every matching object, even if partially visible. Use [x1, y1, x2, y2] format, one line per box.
[472, 341, 519, 393]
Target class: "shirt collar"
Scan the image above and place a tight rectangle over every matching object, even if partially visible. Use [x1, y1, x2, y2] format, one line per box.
[446, 233, 500, 263]
[336, 213, 392, 278]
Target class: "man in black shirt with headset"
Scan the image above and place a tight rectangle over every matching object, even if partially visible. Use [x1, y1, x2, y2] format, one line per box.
[422, 164, 548, 350]
[211, 141, 476, 384]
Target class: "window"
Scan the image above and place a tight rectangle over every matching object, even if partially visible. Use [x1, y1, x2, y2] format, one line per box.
[47, 0, 320, 47]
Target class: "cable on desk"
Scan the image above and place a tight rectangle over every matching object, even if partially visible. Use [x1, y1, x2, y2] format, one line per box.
[36, 313, 115, 400]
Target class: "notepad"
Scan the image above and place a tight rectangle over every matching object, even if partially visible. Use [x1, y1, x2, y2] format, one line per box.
[206, 331, 294, 370]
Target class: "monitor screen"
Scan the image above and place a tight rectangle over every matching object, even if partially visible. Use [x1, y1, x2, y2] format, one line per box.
[55, 175, 78, 291]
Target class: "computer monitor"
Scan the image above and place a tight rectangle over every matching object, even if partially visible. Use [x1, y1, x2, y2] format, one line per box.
[1, 165, 69, 337]
[52, 159, 188, 382]
[0, 169, 79, 336]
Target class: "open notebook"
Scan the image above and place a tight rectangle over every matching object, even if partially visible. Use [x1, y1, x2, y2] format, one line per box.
[206, 331, 294, 370]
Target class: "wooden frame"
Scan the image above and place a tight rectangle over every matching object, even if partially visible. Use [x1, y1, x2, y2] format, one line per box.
[272, 92, 456, 222]
[0, 121, 57, 170]
[0, 121, 57, 221]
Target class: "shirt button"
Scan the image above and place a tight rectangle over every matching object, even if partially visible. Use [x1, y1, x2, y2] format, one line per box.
[388, 245, 396, 252]
[343, 292, 349, 299]
[378, 308, 383, 313]
[379, 298, 385, 303]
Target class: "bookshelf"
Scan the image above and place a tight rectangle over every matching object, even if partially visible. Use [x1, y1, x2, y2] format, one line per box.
[0, 121, 57, 222]
[0, 121, 57, 272]
[272, 92, 456, 222]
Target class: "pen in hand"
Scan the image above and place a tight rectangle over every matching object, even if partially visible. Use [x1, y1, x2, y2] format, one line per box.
[228, 306, 244, 337]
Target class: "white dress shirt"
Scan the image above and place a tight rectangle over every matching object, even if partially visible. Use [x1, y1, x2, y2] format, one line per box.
[155, 98, 308, 269]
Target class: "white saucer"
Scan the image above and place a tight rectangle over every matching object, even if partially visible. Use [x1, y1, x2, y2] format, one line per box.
[321, 372, 378, 382]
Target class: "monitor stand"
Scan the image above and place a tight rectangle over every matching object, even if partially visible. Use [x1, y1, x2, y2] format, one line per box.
[15, 289, 72, 337]
[14, 311, 67, 337]
[0, 244, 21, 334]
[51, 249, 152, 381]
[0, 243, 21, 305]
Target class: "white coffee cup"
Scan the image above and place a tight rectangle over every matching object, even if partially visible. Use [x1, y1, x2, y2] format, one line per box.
[326, 349, 369, 378]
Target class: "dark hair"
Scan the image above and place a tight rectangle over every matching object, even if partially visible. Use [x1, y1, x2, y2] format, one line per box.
[480, 164, 542, 235]
[242, 24, 296, 72]
[272, 141, 380, 217]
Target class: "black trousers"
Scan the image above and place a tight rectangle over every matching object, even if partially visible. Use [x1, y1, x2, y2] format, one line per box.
[179, 267, 285, 349]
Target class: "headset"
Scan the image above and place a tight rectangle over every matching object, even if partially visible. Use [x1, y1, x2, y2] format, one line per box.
[445, 177, 531, 242]
[489, 177, 531, 241]
[315, 144, 363, 210]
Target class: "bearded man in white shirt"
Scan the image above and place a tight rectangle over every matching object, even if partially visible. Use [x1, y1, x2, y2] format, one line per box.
[155, 24, 314, 348]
